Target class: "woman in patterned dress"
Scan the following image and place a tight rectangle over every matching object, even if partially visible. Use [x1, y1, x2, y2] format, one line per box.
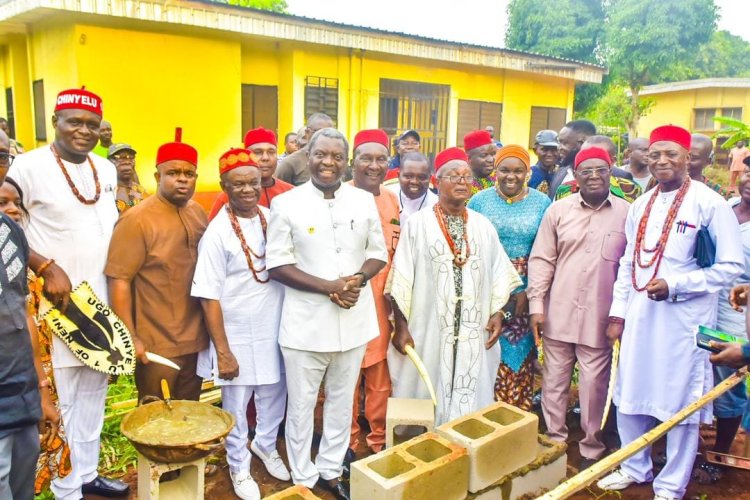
[467, 145, 551, 410]
[0, 177, 71, 493]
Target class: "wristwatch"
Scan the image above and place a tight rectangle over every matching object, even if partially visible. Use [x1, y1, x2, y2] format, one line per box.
[353, 272, 368, 287]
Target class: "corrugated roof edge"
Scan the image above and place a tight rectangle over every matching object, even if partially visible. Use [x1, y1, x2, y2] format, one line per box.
[637, 77, 750, 95]
[194, 0, 606, 71]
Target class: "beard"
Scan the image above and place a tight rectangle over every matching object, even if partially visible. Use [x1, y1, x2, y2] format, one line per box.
[562, 148, 579, 168]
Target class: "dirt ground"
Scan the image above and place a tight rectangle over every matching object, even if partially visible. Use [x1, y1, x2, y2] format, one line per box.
[95, 395, 750, 500]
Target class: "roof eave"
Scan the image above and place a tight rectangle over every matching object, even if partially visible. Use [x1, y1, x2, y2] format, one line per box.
[0, 0, 605, 83]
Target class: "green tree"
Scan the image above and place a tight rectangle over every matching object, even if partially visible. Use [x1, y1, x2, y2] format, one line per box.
[604, 0, 717, 137]
[713, 117, 750, 149]
[686, 31, 750, 80]
[505, 0, 605, 65]
[583, 83, 653, 133]
[212, 0, 287, 12]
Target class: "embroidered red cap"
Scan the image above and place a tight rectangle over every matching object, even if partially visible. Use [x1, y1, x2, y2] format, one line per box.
[244, 127, 277, 148]
[574, 146, 612, 170]
[156, 128, 198, 167]
[435, 147, 468, 170]
[353, 129, 389, 151]
[219, 147, 258, 175]
[463, 130, 493, 151]
[649, 125, 691, 150]
[54, 87, 103, 116]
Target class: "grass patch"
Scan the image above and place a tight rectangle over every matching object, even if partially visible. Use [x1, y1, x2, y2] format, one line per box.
[705, 166, 730, 189]
[35, 376, 138, 499]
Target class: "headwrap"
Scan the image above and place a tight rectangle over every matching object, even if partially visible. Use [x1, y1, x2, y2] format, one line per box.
[494, 144, 530, 170]
[244, 127, 277, 148]
[574, 147, 612, 170]
[219, 148, 258, 175]
[353, 129, 389, 151]
[649, 125, 691, 150]
[435, 147, 468, 170]
[54, 87, 103, 116]
[156, 128, 198, 167]
[464, 130, 493, 151]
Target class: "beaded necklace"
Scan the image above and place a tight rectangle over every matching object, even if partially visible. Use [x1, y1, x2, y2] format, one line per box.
[631, 176, 691, 292]
[225, 204, 269, 284]
[434, 203, 470, 267]
[496, 185, 528, 205]
[51, 144, 100, 205]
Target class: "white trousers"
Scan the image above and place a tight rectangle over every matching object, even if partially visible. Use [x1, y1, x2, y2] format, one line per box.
[222, 380, 287, 474]
[281, 345, 366, 488]
[51, 366, 108, 500]
[618, 410, 699, 499]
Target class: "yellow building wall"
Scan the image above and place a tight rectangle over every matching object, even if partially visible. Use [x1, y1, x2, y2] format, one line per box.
[74, 24, 242, 193]
[26, 22, 78, 147]
[1, 19, 577, 195]
[0, 47, 8, 121]
[638, 87, 750, 137]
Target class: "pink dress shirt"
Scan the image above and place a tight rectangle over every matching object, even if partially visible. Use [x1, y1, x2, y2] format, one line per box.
[527, 193, 629, 348]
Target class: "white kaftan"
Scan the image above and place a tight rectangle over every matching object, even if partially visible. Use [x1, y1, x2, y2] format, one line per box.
[9, 147, 118, 368]
[386, 184, 438, 226]
[192, 206, 284, 386]
[387, 208, 522, 425]
[610, 181, 744, 424]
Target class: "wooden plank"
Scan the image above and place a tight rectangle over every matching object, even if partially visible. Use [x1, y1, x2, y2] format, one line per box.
[536, 369, 747, 500]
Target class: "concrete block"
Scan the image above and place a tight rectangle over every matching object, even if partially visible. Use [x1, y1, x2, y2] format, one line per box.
[136, 452, 205, 500]
[467, 435, 567, 500]
[385, 397, 435, 449]
[436, 401, 538, 493]
[351, 432, 468, 500]
[263, 484, 321, 499]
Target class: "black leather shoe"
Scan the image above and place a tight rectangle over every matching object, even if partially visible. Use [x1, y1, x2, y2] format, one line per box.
[316, 477, 350, 500]
[579, 457, 598, 471]
[342, 448, 357, 479]
[81, 475, 130, 497]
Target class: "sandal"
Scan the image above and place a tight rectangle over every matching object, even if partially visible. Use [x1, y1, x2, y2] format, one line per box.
[691, 462, 724, 485]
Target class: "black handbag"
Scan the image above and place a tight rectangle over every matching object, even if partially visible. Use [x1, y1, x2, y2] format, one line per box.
[693, 225, 716, 268]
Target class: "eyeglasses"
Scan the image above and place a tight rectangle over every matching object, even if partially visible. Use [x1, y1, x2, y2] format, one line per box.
[356, 155, 389, 167]
[439, 175, 475, 184]
[0, 152, 15, 167]
[578, 167, 609, 179]
[648, 151, 681, 161]
[112, 154, 135, 162]
[577, 167, 610, 178]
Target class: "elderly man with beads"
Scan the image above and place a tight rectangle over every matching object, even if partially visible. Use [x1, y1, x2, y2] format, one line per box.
[192, 149, 289, 500]
[388, 147, 521, 425]
[597, 125, 744, 500]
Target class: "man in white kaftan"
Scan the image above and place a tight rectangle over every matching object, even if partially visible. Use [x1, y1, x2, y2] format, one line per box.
[598, 125, 744, 500]
[10, 88, 128, 500]
[388, 147, 521, 425]
[192, 150, 289, 500]
[267, 129, 387, 499]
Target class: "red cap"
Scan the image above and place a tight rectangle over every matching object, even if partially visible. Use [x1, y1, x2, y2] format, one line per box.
[244, 127, 277, 148]
[649, 125, 691, 150]
[463, 130, 493, 151]
[54, 87, 103, 116]
[219, 148, 258, 175]
[156, 128, 198, 167]
[435, 147, 468, 170]
[574, 147, 612, 170]
[353, 129, 389, 151]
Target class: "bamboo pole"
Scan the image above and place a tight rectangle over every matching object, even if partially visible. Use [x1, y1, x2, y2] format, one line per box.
[537, 368, 747, 500]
